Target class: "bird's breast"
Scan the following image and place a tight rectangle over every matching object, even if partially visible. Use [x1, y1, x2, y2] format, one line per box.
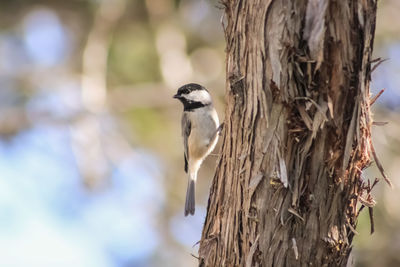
[187, 108, 219, 160]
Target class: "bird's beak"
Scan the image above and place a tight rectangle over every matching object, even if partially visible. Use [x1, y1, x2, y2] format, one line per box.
[173, 94, 181, 99]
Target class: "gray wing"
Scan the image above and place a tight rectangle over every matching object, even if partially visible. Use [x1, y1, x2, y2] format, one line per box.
[182, 113, 191, 173]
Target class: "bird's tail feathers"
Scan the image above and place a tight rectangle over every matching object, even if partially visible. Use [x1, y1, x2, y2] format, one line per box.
[184, 178, 196, 216]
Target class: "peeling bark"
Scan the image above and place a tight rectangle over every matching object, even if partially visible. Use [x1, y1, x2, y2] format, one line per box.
[199, 0, 379, 266]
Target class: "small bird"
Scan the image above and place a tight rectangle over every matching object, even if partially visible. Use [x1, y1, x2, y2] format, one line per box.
[173, 83, 220, 216]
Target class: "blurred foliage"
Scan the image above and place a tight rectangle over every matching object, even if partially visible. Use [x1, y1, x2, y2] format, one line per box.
[108, 24, 161, 85]
[126, 107, 166, 145]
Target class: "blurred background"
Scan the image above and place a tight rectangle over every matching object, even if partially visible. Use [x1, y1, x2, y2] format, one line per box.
[0, 0, 398, 266]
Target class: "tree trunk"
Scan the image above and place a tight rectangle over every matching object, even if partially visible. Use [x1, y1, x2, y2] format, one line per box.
[199, 0, 379, 266]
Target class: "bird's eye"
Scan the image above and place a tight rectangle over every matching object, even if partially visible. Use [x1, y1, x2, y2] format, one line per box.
[179, 89, 190, 95]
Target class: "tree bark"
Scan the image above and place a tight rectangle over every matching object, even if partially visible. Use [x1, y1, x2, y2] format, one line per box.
[199, 0, 379, 266]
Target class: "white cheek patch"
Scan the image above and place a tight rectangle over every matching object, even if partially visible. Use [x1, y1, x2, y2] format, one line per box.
[188, 90, 211, 103]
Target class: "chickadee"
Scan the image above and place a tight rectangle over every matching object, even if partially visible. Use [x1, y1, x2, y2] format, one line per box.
[173, 83, 220, 216]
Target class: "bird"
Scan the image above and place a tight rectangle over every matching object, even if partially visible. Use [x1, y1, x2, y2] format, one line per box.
[173, 83, 220, 216]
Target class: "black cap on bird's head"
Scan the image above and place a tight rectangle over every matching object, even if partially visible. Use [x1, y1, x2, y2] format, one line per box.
[173, 83, 212, 111]
[173, 83, 208, 99]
